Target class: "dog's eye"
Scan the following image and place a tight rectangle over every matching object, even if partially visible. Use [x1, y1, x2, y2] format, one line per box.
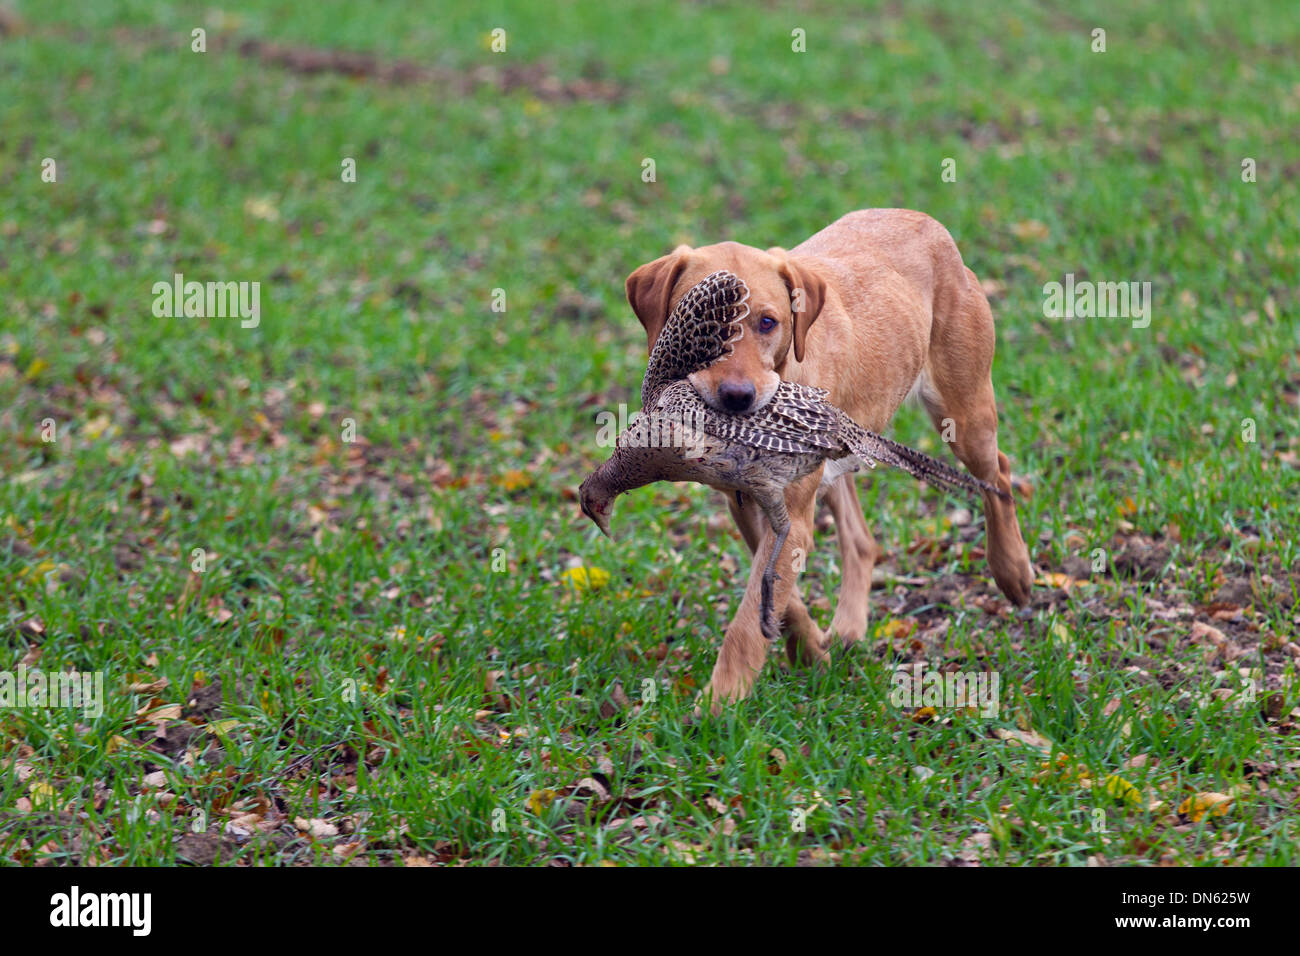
[758, 315, 777, 333]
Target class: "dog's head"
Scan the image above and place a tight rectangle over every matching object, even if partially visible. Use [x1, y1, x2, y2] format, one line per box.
[625, 242, 827, 413]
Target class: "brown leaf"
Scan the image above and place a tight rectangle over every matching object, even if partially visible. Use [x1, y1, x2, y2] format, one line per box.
[1190, 621, 1228, 647]
[574, 777, 612, 803]
[606, 814, 662, 832]
[957, 831, 994, 863]
[136, 703, 183, 723]
[994, 727, 1053, 751]
[128, 676, 170, 694]
[294, 817, 340, 838]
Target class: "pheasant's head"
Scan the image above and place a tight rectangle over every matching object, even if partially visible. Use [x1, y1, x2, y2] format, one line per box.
[577, 472, 614, 537]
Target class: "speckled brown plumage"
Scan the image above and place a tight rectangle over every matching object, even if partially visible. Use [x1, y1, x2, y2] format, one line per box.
[580, 270, 1009, 640]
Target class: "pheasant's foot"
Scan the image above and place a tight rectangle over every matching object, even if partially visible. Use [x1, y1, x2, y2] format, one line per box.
[759, 571, 781, 641]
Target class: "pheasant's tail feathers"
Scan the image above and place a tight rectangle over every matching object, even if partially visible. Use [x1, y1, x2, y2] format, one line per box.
[846, 427, 1010, 502]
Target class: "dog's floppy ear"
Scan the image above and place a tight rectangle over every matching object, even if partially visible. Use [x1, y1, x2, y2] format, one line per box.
[769, 248, 827, 365]
[625, 244, 692, 351]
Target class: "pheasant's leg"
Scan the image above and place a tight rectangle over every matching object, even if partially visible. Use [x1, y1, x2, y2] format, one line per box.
[759, 511, 789, 642]
[702, 473, 822, 714]
[727, 488, 820, 655]
[824, 473, 883, 649]
[730, 488, 787, 638]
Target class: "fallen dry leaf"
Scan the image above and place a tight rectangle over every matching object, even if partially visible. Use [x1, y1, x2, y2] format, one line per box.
[1178, 792, 1233, 822]
[560, 566, 610, 593]
[294, 817, 340, 838]
[1101, 774, 1144, 807]
[994, 727, 1053, 751]
[1190, 620, 1228, 647]
[526, 789, 558, 815]
[136, 703, 183, 723]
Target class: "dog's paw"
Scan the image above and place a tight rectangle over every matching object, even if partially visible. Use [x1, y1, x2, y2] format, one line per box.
[996, 559, 1034, 607]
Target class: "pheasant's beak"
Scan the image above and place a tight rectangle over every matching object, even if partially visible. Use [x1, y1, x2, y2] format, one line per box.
[586, 506, 611, 538]
[579, 495, 613, 538]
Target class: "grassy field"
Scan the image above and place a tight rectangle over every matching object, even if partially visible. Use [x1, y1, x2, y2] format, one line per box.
[1, 0, 1298, 865]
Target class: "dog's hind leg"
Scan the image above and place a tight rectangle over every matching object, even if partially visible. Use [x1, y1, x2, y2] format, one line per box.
[824, 473, 882, 648]
[919, 270, 1033, 604]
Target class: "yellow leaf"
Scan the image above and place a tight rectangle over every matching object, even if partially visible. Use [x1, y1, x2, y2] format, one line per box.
[1011, 219, 1050, 241]
[561, 566, 610, 592]
[1031, 751, 1090, 784]
[24, 357, 48, 380]
[29, 781, 58, 810]
[1103, 774, 1143, 807]
[18, 560, 57, 580]
[878, 618, 915, 640]
[1178, 792, 1233, 822]
[81, 415, 112, 440]
[1036, 572, 1083, 591]
[495, 469, 532, 492]
[243, 196, 280, 222]
[526, 788, 557, 814]
[106, 735, 131, 754]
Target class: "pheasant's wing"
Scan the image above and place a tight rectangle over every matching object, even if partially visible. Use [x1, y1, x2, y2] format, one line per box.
[650, 381, 722, 445]
[641, 271, 750, 406]
[701, 382, 842, 454]
[651, 380, 701, 420]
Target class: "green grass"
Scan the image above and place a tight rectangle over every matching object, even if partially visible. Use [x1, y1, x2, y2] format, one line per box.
[1, 0, 1298, 865]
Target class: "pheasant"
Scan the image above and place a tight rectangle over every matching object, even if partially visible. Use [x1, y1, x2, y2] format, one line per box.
[579, 270, 1009, 640]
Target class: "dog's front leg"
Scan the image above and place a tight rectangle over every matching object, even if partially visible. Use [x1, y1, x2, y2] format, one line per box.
[703, 473, 822, 712]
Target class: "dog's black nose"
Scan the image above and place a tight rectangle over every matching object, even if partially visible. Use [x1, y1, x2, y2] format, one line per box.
[718, 381, 756, 413]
